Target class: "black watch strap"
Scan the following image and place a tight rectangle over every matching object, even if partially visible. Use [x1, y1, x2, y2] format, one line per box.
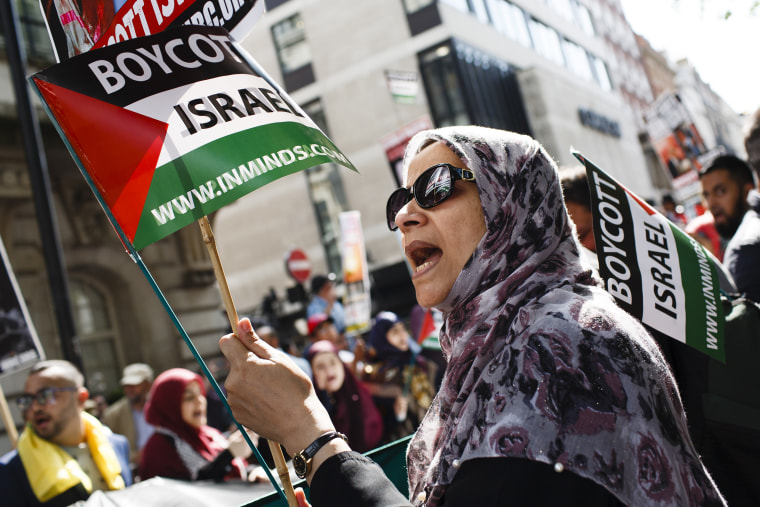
[293, 431, 348, 478]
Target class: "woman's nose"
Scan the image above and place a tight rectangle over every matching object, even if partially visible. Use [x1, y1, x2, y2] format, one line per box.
[396, 200, 425, 230]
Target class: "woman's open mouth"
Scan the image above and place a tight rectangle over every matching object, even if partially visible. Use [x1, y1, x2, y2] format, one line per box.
[407, 242, 442, 273]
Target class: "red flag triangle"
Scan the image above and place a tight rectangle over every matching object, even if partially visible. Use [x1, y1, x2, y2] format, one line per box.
[417, 308, 437, 344]
[33, 78, 168, 244]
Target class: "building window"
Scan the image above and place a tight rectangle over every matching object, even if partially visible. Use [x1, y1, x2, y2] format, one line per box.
[272, 13, 311, 74]
[3, 0, 57, 64]
[440, 0, 491, 25]
[69, 278, 121, 396]
[573, 0, 595, 36]
[403, 0, 436, 13]
[527, 18, 565, 67]
[562, 38, 594, 82]
[591, 55, 613, 91]
[419, 40, 531, 135]
[419, 43, 470, 127]
[469, 0, 492, 24]
[546, 0, 575, 23]
[271, 13, 315, 91]
[301, 100, 348, 275]
[404, 0, 441, 35]
[498, 1, 532, 47]
[264, 0, 290, 10]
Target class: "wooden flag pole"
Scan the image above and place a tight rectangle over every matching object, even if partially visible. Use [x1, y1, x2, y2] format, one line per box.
[0, 383, 18, 448]
[198, 216, 298, 507]
[127, 234, 291, 504]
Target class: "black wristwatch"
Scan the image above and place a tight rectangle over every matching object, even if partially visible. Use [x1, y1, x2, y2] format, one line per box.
[292, 431, 348, 479]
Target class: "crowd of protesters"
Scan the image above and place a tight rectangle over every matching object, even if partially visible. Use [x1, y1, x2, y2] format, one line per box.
[1, 111, 758, 506]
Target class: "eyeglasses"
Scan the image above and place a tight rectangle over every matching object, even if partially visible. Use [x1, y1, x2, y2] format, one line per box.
[16, 387, 78, 412]
[386, 163, 475, 231]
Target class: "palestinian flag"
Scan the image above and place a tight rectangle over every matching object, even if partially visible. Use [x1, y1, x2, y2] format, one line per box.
[573, 151, 725, 362]
[30, 26, 357, 250]
[417, 308, 441, 350]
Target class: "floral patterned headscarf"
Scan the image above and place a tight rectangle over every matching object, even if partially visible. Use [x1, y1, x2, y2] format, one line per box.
[404, 127, 723, 506]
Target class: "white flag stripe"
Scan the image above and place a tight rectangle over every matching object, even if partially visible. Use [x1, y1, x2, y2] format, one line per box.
[126, 73, 318, 166]
[630, 198, 687, 342]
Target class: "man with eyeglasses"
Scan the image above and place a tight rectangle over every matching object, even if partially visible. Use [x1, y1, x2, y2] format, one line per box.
[0, 360, 132, 507]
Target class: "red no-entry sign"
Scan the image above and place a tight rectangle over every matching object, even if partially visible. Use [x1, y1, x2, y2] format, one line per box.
[285, 248, 311, 283]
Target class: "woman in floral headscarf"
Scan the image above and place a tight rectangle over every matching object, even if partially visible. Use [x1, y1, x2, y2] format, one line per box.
[220, 126, 725, 506]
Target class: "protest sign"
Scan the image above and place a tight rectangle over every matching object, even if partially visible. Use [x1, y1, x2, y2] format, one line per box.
[30, 25, 357, 251]
[41, 0, 264, 61]
[384, 70, 419, 104]
[644, 92, 708, 180]
[339, 211, 371, 335]
[0, 236, 44, 376]
[574, 151, 725, 362]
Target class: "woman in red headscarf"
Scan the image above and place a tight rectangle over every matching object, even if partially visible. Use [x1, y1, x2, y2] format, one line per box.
[139, 368, 252, 482]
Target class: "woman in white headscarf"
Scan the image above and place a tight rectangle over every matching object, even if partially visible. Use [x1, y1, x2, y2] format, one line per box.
[220, 126, 724, 506]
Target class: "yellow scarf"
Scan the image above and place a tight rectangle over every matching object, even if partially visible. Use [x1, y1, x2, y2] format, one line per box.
[17, 412, 125, 502]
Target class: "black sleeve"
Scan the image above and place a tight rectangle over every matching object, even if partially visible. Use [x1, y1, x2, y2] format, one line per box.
[442, 457, 624, 506]
[308, 453, 622, 507]
[196, 449, 236, 482]
[310, 452, 411, 507]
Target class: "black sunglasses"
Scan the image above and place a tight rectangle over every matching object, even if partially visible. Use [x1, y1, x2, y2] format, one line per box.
[16, 386, 78, 412]
[386, 163, 475, 231]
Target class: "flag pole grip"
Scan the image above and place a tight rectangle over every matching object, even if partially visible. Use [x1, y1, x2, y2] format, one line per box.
[198, 216, 298, 507]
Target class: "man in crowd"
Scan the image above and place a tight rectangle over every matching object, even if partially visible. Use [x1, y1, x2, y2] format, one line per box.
[690, 143, 760, 504]
[103, 363, 155, 473]
[559, 166, 597, 268]
[699, 152, 759, 302]
[746, 108, 760, 175]
[0, 360, 131, 506]
[303, 313, 353, 364]
[721, 109, 760, 302]
[661, 193, 688, 227]
[306, 273, 346, 335]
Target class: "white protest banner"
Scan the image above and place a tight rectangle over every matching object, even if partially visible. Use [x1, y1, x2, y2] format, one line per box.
[0, 236, 44, 376]
[339, 211, 371, 335]
[574, 151, 725, 362]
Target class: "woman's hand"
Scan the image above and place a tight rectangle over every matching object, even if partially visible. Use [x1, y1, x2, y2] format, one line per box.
[219, 318, 335, 458]
[394, 396, 408, 422]
[295, 488, 311, 507]
[226, 428, 257, 459]
[247, 465, 269, 483]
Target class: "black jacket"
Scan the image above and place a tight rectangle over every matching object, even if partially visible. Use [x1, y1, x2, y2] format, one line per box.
[310, 452, 622, 506]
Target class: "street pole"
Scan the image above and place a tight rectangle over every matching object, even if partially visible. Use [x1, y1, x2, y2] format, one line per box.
[0, 1, 84, 374]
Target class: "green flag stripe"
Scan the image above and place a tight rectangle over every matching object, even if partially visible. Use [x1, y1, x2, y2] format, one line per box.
[674, 224, 725, 360]
[132, 122, 356, 249]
